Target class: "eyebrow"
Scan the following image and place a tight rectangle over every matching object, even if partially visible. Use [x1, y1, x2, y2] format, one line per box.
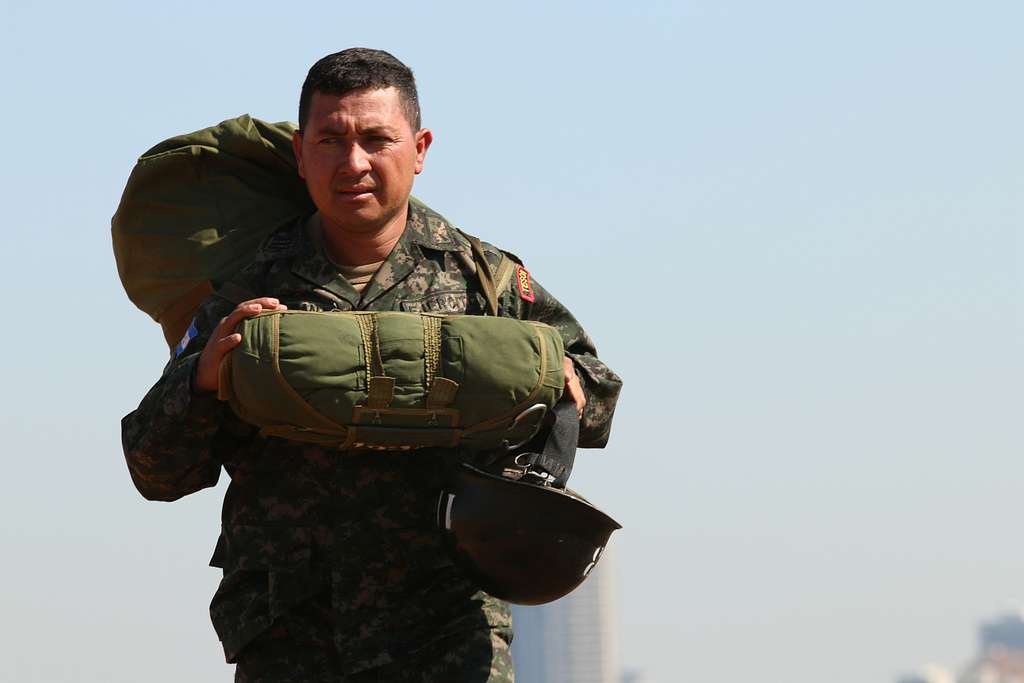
[314, 124, 398, 136]
[359, 125, 398, 136]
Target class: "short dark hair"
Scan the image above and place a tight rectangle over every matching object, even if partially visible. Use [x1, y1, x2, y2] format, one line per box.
[298, 48, 421, 131]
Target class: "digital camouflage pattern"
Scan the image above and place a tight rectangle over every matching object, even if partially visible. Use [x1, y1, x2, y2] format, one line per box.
[121, 199, 622, 681]
[232, 590, 514, 682]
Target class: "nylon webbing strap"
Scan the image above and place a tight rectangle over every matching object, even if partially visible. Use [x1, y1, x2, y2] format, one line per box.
[426, 377, 459, 408]
[460, 231, 499, 316]
[422, 314, 459, 408]
[356, 313, 393, 408]
[516, 400, 579, 487]
[259, 424, 347, 442]
[492, 256, 517, 300]
[366, 376, 395, 409]
[422, 314, 442, 387]
[356, 313, 383, 377]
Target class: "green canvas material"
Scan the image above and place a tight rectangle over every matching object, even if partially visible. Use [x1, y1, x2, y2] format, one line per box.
[111, 114, 518, 348]
[111, 115, 315, 348]
[219, 311, 565, 451]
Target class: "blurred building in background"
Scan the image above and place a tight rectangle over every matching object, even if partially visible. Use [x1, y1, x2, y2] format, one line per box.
[957, 612, 1024, 683]
[510, 543, 626, 683]
[895, 665, 954, 683]
[899, 611, 1024, 683]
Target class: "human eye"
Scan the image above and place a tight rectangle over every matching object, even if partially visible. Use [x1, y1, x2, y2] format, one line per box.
[363, 132, 394, 147]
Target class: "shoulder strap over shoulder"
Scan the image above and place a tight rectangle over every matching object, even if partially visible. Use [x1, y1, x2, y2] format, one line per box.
[456, 229, 514, 317]
[492, 255, 517, 299]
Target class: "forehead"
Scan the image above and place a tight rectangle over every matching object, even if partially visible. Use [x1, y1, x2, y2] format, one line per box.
[306, 87, 411, 132]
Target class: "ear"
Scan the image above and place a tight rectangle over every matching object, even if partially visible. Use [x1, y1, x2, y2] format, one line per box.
[292, 130, 305, 179]
[413, 128, 433, 175]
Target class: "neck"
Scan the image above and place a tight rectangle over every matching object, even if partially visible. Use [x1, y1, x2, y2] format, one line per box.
[320, 203, 408, 266]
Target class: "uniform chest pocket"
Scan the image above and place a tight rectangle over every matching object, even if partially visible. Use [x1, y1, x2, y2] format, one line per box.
[400, 290, 471, 313]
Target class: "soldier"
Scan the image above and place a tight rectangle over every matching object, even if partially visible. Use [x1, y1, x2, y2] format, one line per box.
[122, 48, 621, 682]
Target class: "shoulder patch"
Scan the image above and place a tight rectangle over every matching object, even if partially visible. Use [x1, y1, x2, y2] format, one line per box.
[515, 265, 536, 303]
[174, 318, 199, 358]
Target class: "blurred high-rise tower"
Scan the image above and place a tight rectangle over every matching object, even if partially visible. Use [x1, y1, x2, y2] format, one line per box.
[510, 542, 621, 683]
[957, 611, 1024, 683]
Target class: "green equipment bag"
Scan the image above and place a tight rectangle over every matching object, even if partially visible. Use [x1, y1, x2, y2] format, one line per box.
[111, 115, 314, 349]
[218, 311, 565, 451]
[113, 115, 550, 452]
[111, 114, 516, 349]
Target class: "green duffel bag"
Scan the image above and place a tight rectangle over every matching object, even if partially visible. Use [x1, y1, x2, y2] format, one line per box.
[218, 310, 565, 452]
[112, 115, 314, 350]
[112, 114, 513, 351]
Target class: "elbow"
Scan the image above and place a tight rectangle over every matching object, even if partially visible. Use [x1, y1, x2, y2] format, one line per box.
[138, 485, 187, 503]
[123, 448, 218, 502]
[140, 489, 184, 503]
[127, 467, 189, 502]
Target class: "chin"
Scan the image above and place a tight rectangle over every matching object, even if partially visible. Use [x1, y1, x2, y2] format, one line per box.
[322, 209, 386, 233]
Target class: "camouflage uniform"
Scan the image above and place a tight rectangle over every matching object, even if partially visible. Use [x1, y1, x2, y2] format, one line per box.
[121, 200, 622, 682]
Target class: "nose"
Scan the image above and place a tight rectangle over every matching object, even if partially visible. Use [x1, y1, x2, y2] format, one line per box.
[339, 141, 372, 176]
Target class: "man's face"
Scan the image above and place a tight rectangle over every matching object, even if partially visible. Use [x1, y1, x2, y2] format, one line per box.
[293, 87, 431, 234]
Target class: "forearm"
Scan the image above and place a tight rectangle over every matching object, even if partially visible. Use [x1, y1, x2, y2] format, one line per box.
[554, 322, 622, 447]
[504, 275, 622, 447]
[121, 354, 226, 501]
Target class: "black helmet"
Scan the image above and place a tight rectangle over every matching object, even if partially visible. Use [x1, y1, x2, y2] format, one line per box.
[437, 462, 621, 605]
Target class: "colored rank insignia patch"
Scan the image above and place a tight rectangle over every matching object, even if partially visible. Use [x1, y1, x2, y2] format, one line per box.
[515, 265, 536, 303]
[174, 319, 199, 358]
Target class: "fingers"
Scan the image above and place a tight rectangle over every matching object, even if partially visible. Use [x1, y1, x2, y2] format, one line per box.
[568, 378, 586, 419]
[211, 331, 243, 354]
[562, 357, 586, 419]
[194, 298, 287, 394]
[217, 298, 288, 337]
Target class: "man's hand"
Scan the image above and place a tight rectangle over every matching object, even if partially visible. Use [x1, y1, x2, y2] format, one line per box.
[193, 298, 288, 394]
[563, 356, 586, 420]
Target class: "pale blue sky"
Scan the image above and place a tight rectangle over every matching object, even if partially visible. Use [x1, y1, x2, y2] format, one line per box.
[1, 1, 1020, 681]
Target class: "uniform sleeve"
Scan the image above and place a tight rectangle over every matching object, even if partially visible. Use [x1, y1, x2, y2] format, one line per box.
[121, 269, 261, 501]
[498, 265, 622, 448]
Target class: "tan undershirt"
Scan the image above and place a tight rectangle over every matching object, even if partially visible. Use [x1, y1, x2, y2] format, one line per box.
[336, 260, 384, 294]
[307, 212, 385, 294]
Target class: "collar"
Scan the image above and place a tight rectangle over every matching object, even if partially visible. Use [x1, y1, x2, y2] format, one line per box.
[290, 197, 468, 308]
[404, 196, 466, 252]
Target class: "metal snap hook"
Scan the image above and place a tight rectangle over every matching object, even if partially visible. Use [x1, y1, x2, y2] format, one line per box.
[500, 403, 548, 452]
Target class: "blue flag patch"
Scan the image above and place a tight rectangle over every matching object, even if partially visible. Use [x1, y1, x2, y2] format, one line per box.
[174, 319, 199, 358]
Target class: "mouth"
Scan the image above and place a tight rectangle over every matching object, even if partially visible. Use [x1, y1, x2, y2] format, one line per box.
[336, 186, 374, 195]
[335, 187, 375, 202]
